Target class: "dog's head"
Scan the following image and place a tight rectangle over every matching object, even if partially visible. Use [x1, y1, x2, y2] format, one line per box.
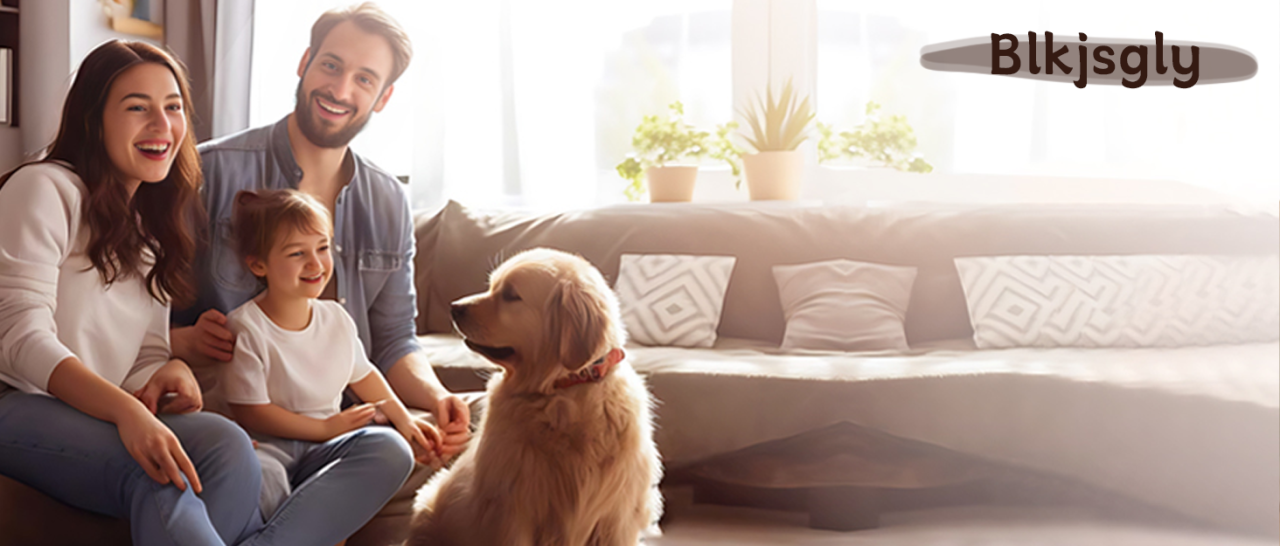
[451, 248, 627, 385]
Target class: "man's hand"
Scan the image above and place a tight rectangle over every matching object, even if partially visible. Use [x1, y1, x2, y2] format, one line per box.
[434, 394, 471, 458]
[134, 359, 203, 414]
[171, 309, 235, 366]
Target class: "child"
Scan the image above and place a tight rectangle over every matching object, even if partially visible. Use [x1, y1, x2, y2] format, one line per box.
[222, 189, 440, 541]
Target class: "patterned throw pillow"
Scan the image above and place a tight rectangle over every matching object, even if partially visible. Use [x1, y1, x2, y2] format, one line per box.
[954, 254, 1280, 348]
[615, 254, 737, 347]
[773, 259, 917, 351]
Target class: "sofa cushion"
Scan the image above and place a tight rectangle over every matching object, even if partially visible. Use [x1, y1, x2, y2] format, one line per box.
[0, 475, 129, 545]
[616, 254, 736, 347]
[955, 254, 1280, 348]
[417, 200, 1279, 346]
[417, 332, 1279, 537]
[773, 259, 916, 351]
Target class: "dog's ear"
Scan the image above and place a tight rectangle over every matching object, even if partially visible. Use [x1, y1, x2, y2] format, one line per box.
[543, 278, 609, 370]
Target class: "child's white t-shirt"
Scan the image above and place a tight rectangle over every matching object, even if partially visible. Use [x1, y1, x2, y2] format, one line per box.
[222, 299, 375, 419]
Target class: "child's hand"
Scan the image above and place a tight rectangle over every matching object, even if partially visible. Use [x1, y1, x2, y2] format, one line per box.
[324, 401, 382, 436]
[398, 419, 444, 468]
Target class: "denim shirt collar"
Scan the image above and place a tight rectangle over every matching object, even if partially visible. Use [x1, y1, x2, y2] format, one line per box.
[268, 115, 360, 191]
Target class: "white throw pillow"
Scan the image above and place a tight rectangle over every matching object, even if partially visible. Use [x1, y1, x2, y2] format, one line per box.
[615, 254, 737, 347]
[954, 254, 1280, 348]
[772, 259, 917, 351]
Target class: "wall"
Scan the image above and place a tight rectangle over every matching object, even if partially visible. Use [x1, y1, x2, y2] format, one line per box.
[0, 126, 18, 173]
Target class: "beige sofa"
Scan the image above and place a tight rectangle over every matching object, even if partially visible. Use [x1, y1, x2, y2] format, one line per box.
[409, 199, 1279, 540]
[3, 198, 1277, 544]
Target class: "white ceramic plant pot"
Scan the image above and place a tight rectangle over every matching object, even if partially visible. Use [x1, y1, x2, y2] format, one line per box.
[646, 166, 698, 202]
[742, 151, 803, 200]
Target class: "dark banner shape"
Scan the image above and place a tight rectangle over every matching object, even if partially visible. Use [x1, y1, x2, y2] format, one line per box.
[921, 32, 1256, 88]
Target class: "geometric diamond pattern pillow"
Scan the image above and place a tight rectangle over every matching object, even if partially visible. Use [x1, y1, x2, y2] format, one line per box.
[955, 254, 1280, 348]
[615, 254, 737, 347]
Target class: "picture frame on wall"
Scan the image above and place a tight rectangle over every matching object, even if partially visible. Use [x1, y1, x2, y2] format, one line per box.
[100, 0, 163, 40]
[0, 47, 11, 126]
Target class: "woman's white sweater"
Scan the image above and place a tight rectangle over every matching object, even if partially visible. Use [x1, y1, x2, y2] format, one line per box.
[0, 162, 169, 395]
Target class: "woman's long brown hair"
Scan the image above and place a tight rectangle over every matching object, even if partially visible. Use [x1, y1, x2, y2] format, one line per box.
[0, 40, 202, 306]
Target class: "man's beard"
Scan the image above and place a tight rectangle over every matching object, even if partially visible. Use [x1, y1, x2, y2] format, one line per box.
[293, 80, 372, 149]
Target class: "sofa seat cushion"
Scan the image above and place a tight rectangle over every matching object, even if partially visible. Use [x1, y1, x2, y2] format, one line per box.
[0, 475, 129, 546]
[419, 333, 1278, 536]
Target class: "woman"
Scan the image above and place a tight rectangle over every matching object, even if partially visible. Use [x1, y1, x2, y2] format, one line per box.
[0, 40, 263, 545]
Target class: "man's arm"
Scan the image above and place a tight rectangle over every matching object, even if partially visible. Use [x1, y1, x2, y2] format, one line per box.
[364, 193, 452, 411]
[369, 259, 472, 446]
[384, 350, 451, 411]
[361, 186, 471, 454]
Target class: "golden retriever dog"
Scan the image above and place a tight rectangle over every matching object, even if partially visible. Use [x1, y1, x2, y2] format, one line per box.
[407, 248, 662, 546]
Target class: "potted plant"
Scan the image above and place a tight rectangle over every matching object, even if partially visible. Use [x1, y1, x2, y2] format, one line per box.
[737, 78, 815, 200]
[616, 102, 711, 202]
[817, 101, 933, 173]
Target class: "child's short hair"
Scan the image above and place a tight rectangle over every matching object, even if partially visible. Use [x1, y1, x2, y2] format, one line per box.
[231, 189, 332, 263]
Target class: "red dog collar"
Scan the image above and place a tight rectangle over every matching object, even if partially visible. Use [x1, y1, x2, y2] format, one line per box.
[554, 348, 624, 389]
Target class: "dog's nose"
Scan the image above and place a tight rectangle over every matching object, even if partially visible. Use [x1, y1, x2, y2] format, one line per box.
[451, 303, 467, 322]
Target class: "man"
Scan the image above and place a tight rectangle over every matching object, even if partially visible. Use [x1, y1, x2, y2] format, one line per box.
[171, 3, 471, 453]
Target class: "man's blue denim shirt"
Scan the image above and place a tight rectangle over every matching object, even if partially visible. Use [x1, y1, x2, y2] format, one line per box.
[174, 116, 421, 374]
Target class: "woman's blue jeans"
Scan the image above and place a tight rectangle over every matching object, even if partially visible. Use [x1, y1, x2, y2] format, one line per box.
[0, 390, 264, 546]
[0, 390, 416, 545]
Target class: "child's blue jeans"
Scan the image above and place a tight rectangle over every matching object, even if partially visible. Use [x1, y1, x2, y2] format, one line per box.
[246, 427, 415, 545]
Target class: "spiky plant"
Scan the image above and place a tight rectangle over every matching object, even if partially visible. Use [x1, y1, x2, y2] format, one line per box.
[736, 78, 815, 153]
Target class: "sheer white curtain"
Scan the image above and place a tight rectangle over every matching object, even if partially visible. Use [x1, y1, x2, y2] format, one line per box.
[411, 0, 732, 211]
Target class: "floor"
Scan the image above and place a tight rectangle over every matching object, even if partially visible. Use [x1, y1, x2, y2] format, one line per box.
[646, 486, 1275, 546]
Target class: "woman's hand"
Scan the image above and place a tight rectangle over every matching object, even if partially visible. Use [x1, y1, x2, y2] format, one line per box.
[133, 359, 203, 414]
[116, 407, 203, 493]
[323, 401, 381, 438]
[45, 357, 202, 493]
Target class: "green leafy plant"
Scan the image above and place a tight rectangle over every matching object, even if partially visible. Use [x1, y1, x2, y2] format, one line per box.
[709, 121, 745, 189]
[616, 101, 711, 201]
[736, 78, 816, 153]
[818, 102, 933, 173]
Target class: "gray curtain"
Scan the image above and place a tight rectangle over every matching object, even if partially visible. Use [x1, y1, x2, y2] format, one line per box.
[164, 0, 254, 142]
